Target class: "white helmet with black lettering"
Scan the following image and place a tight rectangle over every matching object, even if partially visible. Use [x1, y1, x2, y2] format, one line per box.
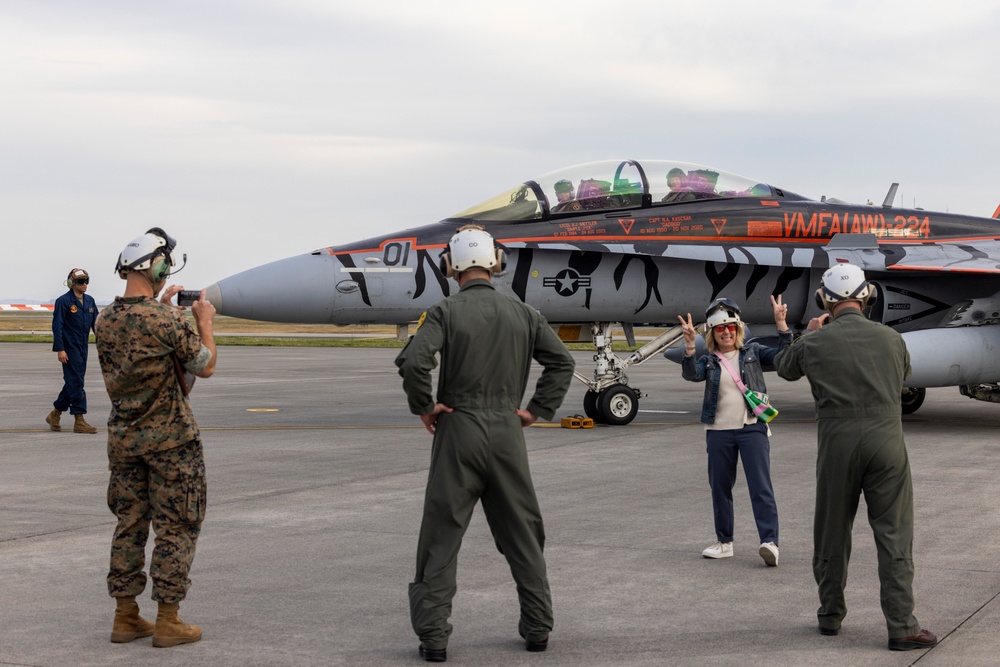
[705, 297, 742, 329]
[815, 262, 877, 310]
[115, 227, 178, 280]
[439, 225, 505, 278]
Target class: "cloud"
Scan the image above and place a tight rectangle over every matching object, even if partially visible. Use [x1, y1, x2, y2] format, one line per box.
[1, 0, 999, 302]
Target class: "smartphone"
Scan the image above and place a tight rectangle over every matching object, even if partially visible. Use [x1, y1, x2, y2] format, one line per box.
[177, 290, 201, 307]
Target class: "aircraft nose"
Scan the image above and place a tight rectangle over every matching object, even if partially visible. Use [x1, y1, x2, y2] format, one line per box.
[203, 252, 338, 323]
[203, 282, 223, 312]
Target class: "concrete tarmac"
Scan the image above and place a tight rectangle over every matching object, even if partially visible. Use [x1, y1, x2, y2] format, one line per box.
[2, 343, 999, 666]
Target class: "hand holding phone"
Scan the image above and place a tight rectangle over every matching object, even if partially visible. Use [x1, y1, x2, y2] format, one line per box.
[177, 290, 201, 307]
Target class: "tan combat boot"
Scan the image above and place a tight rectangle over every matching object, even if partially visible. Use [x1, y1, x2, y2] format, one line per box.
[152, 602, 202, 648]
[110, 596, 154, 643]
[45, 409, 62, 432]
[73, 414, 98, 434]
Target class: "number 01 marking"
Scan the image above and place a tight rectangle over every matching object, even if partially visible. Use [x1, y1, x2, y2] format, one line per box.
[383, 241, 411, 266]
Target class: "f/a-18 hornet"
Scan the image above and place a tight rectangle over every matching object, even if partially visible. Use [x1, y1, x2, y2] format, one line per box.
[205, 159, 1000, 425]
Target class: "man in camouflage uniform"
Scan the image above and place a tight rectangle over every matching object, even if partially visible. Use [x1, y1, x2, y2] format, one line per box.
[396, 225, 575, 662]
[94, 228, 217, 648]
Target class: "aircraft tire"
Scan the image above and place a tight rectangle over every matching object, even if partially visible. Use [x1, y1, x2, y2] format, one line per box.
[583, 390, 602, 422]
[901, 387, 926, 415]
[598, 384, 639, 426]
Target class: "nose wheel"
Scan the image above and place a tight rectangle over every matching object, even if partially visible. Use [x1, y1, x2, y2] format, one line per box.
[583, 390, 601, 420]
[573, 321, 685, 426]
[582, 384, 640, 425]
[901, 387, 926, 414]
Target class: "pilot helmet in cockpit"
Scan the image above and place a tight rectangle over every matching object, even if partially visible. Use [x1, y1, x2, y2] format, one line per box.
[554, 179, 575, 203]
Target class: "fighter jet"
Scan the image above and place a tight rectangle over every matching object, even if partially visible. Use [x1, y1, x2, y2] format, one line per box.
[205, 159, 1000, 425]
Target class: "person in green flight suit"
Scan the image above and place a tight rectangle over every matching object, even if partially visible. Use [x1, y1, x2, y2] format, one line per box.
[774, 263, 937, 652]
[395, 224, 575, 663]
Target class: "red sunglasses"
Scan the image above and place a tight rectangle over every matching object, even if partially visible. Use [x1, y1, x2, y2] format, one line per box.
[713, 323, 737, 333]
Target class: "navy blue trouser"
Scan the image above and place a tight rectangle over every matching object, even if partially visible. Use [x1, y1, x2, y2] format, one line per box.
[54, 350, 88, 415]
[706, 422, 779, 544]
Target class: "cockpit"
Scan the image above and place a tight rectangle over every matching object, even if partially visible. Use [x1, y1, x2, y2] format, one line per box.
[448, 159, 791, 222]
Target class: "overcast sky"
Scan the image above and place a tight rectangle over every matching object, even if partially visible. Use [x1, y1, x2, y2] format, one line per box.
[2, 0, 998, 303]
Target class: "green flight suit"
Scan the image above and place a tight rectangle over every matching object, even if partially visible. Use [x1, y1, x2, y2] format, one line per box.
[395, 278, 575, 650]
[774, 308, 922, 638]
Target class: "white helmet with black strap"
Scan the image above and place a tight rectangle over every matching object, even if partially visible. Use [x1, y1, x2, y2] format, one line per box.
[705, 297, 743, 329]
[814, 262, 878, 310]
[115, 227, 177, 278]
[114, 227, 186, 296]
[438, 225, 506, 278]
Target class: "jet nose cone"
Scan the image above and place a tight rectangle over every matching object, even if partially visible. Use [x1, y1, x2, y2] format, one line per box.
[204, 282, 223, 312]
[206, 252, 338, 323]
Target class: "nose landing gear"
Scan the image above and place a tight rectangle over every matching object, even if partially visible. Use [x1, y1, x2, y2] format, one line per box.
[575, 322, 685, 425]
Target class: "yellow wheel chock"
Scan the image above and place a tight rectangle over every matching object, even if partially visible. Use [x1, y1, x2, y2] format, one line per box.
[560, 414, 594, 429]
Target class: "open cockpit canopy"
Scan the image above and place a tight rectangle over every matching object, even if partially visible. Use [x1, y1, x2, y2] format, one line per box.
[448, 159, 794, 222]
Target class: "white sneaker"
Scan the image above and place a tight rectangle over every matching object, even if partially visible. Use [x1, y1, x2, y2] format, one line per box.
[702, 542, 733, 559]
[759, 542, 779, 566]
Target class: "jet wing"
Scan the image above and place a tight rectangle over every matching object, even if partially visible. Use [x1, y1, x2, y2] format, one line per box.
[821, 233, 1000, 275]
[887, 240, 1000, 274]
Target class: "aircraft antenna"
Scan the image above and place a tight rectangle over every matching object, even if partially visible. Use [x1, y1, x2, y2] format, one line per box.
[882, 183, 898, 208]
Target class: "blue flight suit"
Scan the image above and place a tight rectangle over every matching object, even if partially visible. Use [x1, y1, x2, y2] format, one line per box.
[52, 289, 98, 415]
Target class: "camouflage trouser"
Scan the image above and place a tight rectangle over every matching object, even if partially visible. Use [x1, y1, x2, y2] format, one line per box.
[107, 439, 207, 604]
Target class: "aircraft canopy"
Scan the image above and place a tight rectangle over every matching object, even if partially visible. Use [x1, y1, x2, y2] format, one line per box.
[449, 159, 778, 222]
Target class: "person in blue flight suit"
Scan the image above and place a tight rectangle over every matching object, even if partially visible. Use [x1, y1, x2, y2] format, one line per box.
[46, 268, 99, 434]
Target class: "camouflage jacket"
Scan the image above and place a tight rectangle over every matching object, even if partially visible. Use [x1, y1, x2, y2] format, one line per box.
[95, 296, 211, 455]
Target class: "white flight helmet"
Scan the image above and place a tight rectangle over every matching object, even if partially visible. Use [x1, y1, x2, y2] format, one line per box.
[439, 227, 505, 278]
[705, 297, 742, 329]
[815, 262, 877, 310]
[115, 227, 177, 282]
